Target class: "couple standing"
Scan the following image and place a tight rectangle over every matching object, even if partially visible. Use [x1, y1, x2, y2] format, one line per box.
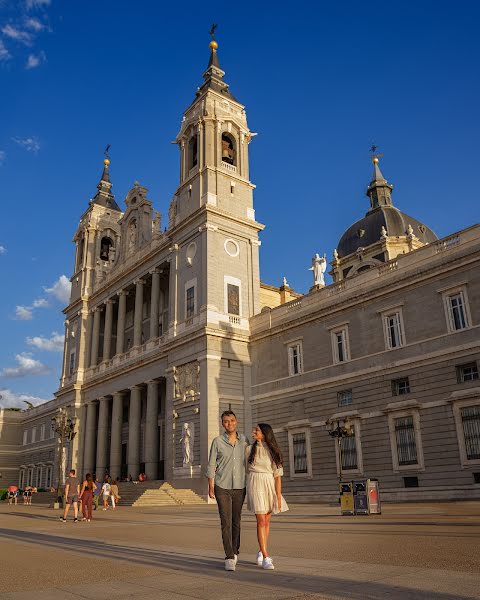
[206, 410, 288, 572]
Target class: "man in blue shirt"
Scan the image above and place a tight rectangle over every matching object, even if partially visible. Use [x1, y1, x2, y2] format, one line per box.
[206, 410, 248, 572]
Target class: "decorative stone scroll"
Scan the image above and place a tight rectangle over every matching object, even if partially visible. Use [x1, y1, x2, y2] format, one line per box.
[173, 361, 200, 401]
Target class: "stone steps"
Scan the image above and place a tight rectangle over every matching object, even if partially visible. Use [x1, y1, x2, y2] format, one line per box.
[118, 481, 206, 507]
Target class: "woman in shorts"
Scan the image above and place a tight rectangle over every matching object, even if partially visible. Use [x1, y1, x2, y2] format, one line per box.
[101, 479, 111, 510]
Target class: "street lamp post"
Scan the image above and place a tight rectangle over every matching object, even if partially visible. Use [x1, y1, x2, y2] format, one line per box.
[326, 418, 354, 488]
[51, 408, 76, 509]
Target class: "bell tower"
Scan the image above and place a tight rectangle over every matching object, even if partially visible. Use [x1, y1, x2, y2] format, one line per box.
[171, 36, 257, 227]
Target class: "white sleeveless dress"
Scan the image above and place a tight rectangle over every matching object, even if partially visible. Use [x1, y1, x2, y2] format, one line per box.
[246, 443, 289, 515]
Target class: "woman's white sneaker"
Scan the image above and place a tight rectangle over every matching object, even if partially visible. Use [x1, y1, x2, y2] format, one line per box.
[262, 557, 274, 570]
[256, 551, 263, 566]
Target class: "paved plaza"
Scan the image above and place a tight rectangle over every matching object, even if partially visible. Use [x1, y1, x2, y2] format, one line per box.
[0, 501, 480, 599]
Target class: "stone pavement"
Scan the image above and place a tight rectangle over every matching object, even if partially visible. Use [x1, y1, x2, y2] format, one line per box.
[0, 501, 480, 599]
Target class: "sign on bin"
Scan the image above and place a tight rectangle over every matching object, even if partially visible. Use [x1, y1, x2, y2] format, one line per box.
[339, 482, 354, 515]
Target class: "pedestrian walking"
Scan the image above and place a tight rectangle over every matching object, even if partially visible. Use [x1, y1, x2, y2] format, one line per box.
[79, 473, 96, 522]
[206, 410, 248, 572]
[92, 474, 101, 510]
[246, 423, 288, 571]
[60, 469, 80, 523]
[101, 478, 112, 510]
[110, 480, 120, 509]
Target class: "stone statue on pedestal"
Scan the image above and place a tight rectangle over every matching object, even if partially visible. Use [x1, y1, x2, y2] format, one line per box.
[181, 422, 194, 466]
[309, 253, 327, 287]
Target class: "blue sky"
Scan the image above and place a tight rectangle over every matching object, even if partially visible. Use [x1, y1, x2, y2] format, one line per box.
[0, 1, 479, 407]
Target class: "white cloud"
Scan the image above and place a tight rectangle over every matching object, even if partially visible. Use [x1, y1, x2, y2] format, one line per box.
[26, 51, 46, 69]
[15, 305, 33, 320]
[32, 298, 49, 308]
[12, 136, 41, 153]
[26, 0, 51, 9]
[27, 332, 63, 352]
[2, 24, 32, 46]
[0, 40, 11, 62]
[1, 352, 51, 378]
[0, 245, 6, 254]
[44, 275, 71, 304]
[25, 17, 44, 31]
[0, 388, 50, 409]
[0, 150, 6, 164]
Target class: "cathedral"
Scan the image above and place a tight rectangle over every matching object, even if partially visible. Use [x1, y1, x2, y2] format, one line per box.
[1, 38, 479, 503]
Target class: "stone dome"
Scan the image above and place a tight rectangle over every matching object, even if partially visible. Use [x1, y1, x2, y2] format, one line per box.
[337, 205, 437, 258]
[336, 159, 438, 258]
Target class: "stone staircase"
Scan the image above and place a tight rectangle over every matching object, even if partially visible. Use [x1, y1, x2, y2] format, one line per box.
[118, 481, 206, 507]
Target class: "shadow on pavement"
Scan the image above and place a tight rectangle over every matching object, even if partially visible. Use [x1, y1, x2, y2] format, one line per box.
[0, 527, 477, 600]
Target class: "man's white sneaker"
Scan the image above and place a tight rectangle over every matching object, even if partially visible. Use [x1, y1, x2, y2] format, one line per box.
[262, 556, 274, 570]
[233, 554, 238, 566]
[256, 551, 263, 566]
[225, 558, 236, 571]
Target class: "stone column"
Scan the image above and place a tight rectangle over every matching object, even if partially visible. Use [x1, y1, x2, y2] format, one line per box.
[128, 386, 142, 479]
[110, 392, 123, 480]
[150, 270, 160, 339]
[116, 290, 127, 355]
[83, 402, 98, 475]
[90, 307, 101, 367]
[133, 279, 145, 347]
[145, 380, 159, 480]
[102, 299, 114, 361]
[95, 397, 110, 477]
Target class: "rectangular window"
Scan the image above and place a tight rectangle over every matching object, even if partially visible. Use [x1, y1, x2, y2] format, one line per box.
[40, 423, 45, 441]
[392, 377, 410, 396]
[45, 466, 52, 489]
[385, 312, 404, 349]
[31, 427, 36, 443]
[457, 363, 479, 383]
[288, 343, 303, 376]
[292, 432, 308, 474]
[447, 292, 469, 331]
[337, 390, 353, 406]
[341, 430, 358, 471]
[23, 430, 28, 446]
[227, 284, 240, 315]
[50, 424, 55, 439]
[394, 416, 418, 466]
[69, 352, 75, 375]
[461, 405, 480, 460]
[186, 286, 195, 318]
[336, 331, 346, 362]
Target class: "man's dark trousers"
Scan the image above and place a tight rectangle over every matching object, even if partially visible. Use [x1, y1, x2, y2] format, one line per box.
[214, 485, 246, 559]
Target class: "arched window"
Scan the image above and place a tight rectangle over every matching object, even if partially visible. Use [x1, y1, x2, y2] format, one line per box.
[221, 133, 236, 165]
[100, 236, 113, 261]
[188, 135, 198, 170]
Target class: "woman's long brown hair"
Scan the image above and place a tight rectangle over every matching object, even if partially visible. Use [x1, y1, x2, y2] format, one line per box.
[248, 423, 283, 467]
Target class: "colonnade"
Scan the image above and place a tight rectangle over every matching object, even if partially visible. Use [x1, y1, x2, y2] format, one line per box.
[89, 269, 167, 367]
[82, 380, 161, 481]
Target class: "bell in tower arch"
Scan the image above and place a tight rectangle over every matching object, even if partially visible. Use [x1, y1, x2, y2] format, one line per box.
[221, 133, 235, 165]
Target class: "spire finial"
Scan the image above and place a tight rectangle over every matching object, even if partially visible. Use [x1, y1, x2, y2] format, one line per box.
[209, 23, 218, 50]
[369, 143, 383, 165]
[103, 143, 111, 167]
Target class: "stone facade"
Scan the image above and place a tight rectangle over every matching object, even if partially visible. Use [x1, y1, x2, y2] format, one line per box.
[1, 42, 479, 502]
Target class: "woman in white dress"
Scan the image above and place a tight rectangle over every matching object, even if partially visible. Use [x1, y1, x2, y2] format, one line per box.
[246, 423, 288, 570]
